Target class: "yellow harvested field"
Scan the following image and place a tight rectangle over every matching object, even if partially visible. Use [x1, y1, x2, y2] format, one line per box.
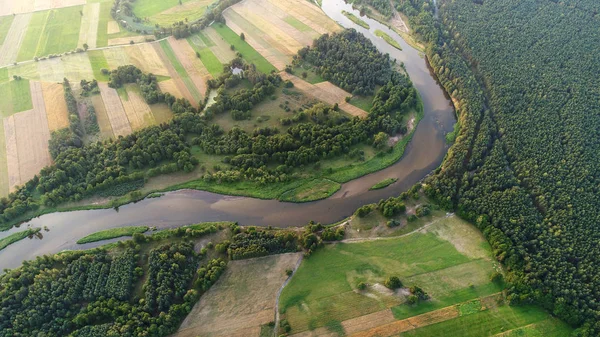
[108, 35, 155, 46]
[0, 0, 85, 16]
[124, 44, 170, 77]
[158, 79, 184, 99]
[280, 72, 368, 118]
[167, 37, 209, 98]
[232, 2, 304, 53]
[0, 13, 32, 66]
[90, 94, 114, 139]
[204, 27, 237, 64]
[152, 43, 197, 106]
[175, 253, 302, 337]
[222, 10, 289, 70]
[341, 309, 396, 335]
[78, 2, 100, 49]
[41, 82, 69, 132]
[103, 47, 130, 70]
[12, 81, 52, 189]
[348, 306, 459, 337]
[107, 21, 120, 34]
[121, 86, 155, 131]
[3, 116, 21, 192]
[98, 83, 132, 137]
[266, 0, 341, 35]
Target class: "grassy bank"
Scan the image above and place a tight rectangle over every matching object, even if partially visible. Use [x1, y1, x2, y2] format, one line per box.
[77, 226, 150, 244]
[370, 177, 398, 190]
[342, 11, 370, 29]
[279, 179, 341, 203]
[375, 29, 402, 50]
[0, 228, 40, 252]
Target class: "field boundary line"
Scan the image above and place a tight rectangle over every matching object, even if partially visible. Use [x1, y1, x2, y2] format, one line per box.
[274, 253, 304, 337]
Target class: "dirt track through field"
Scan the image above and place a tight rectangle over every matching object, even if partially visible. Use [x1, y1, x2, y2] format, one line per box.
[78, 3, 100, 49]
[41, 82, 69, 131]
[108, 35, 155, 46]
[13, 81, 52, 187]
[3, 116, 21, 191]
[98, 82, 132, 137]
[0, 13, 32, 67]
[152, 42, 197, 106]
[121, 86, 155, 131]
[167, 37, 209, 99]
[279, 72, 368, 118]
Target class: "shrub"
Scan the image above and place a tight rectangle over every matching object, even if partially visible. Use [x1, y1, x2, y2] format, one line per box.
[357, 282, 367, 291]
[384, 276, 402, 289]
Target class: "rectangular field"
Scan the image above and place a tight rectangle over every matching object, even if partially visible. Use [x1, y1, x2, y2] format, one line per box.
[78, 2, 100, 49]
[175, 253, 302, 337]
[158, 39, 202, 103]
[120, 85, 155, 131]
[12, 81, 52, 188]
[279, 216, 503, 334]
[0, 15, 15, 45]
[18, 6, 83, 61]
[96, 1, 111, 47]
[0, 0, 85, 16]
[0, 80, 33, 118]
[98, 82, 132, 137]
[0, 119, 8, 197]
[124, 43, 170, 77]
[143, 0, 217, 27]
[0, 13, 32, 66]
[90, 94, 114, 139]
[167, 37, 209, 99]
[187, 34, 223, 77]
[41, 82, 69, 132]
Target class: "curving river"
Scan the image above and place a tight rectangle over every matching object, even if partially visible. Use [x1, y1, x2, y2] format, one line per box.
[0, 0, 455, 271]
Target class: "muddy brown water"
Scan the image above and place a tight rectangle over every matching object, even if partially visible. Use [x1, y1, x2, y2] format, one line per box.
[0, 0, 455, 271]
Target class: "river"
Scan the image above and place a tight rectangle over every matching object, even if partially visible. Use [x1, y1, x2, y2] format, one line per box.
[0, 0, 455, 271]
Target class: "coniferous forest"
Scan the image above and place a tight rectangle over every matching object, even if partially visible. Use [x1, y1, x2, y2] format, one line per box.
[394, 0, 600, 334]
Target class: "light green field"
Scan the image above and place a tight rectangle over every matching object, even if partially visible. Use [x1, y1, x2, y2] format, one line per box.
[212, 24, 276, 74]
[0, 80, 33, 117]
[77, 226, 149, 244]
[402, 306, 572, 337]
[279, 217, 503, 334]
[96, 1, 111, 48]
[18, 6, 83, 61]
[159, 39, 202, 102]
[187, 35, 223, 77]
[133, 0, 194, 18]
[283, 16, 313, 32]
[88, 50, 110, 81]
[279, 179, 341, 202]
[0, 15, 15, 44]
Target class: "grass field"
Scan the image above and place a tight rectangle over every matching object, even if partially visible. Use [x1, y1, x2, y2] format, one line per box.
[18, 6, 83, 61]
[279, 216, 503, 334]
[283, 16, 313, 32]
[0, 228, 40, 252]
[0, 120, 8, 197]
[186, 35, 223, 77]
[0, 80, 33, 117]
[88, 50, 110, 81]
[76, 226, 149, 244]
[212, 24, 276, 74]
[132, 0, 216, 26]
[159, 39, 202, 102]
[96, 1, 111, 48]
[279, 179, 341, 202]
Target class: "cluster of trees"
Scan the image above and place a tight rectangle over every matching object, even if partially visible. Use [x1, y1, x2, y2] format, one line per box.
[295, 29, 393, 95]
[227, 228, 298, 260]
[350, 0, 394, 18]
[395, 0, 600, 334]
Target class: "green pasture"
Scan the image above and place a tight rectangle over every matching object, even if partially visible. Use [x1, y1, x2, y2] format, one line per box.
[212, 24, 276, 74]
[0, 79, 33, 117]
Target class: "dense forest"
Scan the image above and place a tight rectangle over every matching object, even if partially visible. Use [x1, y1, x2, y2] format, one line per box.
[396, 0, 600, 334]
[0, 30, 418, 228]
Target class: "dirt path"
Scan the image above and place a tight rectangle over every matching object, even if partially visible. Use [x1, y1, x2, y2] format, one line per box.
[273, 254, 304, 337]
[388, 0, 409, 34]
[339, 212, 454, 244]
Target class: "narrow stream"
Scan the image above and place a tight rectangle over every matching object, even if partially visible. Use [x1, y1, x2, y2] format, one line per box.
[0, 0, 455, 271]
